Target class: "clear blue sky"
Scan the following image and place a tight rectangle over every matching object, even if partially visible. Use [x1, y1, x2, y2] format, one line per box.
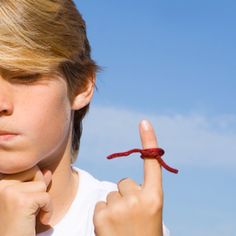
[74, 1, 236, 235]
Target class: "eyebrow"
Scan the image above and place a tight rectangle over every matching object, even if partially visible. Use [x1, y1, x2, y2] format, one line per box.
[0, 69, 32, 76]
[11, 72, 41, 77]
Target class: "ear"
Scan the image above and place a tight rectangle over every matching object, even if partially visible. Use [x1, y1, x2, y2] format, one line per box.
[71, 76, 96, 110]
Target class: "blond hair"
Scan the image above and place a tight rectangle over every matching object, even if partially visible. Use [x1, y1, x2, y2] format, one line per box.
[0, 0, 100, 163]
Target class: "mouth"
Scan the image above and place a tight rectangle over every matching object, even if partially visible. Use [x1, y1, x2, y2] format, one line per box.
[0, 134, 19, 142]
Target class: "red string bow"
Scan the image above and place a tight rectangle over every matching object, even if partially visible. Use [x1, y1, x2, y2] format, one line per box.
[107, 147, 179, 174]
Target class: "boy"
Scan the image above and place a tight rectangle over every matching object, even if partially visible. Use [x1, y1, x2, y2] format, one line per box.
[0, 1, 170, 235]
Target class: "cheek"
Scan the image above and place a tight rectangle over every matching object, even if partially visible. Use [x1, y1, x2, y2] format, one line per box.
[0, 102, 71, 174]
[0, 81, 72, 174]
[22, 87, 72, 160]
[32, 98, 71, 155]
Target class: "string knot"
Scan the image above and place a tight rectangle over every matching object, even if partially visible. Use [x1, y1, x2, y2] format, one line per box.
[107, 147, 179, 174]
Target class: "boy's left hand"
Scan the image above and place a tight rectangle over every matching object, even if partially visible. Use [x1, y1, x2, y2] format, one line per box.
[93, 120, 163, 236]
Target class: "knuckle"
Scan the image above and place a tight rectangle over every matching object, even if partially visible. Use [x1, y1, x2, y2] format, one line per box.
[94, 208, 106, 221]
[39, 191, 50, 203]
[94, 201, 106, 216]
[2, 185, 16, 199]
[106, 191, 117, 202]
[44, 192, 51, 202]
[144, 193, 163, 214]
[36, 181, 47, 192]
[109, 203, 126, 220]
[125, 177, 133, 182]
[117, 177, 131, 186]
[126, 195, 140, 209]
[93, 207, 108, 227]
[3, 187, 26, 207]
[106, 190, 117, 199]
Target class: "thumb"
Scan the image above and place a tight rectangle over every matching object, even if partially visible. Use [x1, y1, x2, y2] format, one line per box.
[41, 169, 52, 189]
[38, 169, 53, 225]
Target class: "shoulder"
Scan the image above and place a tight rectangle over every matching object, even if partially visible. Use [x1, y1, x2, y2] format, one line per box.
[72, 166, 118, 201]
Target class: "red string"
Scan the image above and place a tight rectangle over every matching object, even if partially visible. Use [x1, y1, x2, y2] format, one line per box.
[107, 148, 179, 174]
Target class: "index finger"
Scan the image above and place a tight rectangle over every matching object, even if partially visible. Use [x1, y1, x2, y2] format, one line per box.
[139, 119, 162, 191]
[1, 165, 45, 182]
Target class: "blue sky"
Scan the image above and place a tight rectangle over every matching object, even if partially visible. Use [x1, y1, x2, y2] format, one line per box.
[74, 1, 236, 235]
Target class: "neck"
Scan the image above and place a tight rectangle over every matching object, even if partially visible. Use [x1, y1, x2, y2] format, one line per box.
[35, 131, 79, 234]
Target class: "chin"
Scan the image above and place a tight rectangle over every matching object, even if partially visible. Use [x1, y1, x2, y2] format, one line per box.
[0, 164, 36, 175]
[0, 150, 40, 174]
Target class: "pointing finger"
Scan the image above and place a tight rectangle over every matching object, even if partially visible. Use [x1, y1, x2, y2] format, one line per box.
[139, 120, 162, 191]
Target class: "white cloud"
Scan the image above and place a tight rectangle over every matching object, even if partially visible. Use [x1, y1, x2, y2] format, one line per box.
[78, 105, 236, 169]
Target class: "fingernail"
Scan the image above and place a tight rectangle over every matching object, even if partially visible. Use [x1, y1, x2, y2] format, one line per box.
[117, 177, 128, 184]
[142, 120, 150, 130]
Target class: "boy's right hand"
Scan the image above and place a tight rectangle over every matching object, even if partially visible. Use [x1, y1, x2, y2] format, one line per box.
[0, 166, 52, 236]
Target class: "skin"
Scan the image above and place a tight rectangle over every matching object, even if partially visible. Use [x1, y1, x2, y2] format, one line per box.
[0, 71, 164, 236]
[0, 71, 94, 234]
[93, 120, 164, 236]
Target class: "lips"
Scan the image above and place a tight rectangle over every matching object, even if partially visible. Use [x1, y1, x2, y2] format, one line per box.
[0, 130, 18, 135]
[0, 131, 19, 142]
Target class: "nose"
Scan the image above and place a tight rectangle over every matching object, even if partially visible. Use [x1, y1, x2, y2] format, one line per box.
[0, 79, 14, 116]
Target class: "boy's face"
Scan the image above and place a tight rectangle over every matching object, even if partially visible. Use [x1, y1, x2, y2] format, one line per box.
[0, 72, 73, 174]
